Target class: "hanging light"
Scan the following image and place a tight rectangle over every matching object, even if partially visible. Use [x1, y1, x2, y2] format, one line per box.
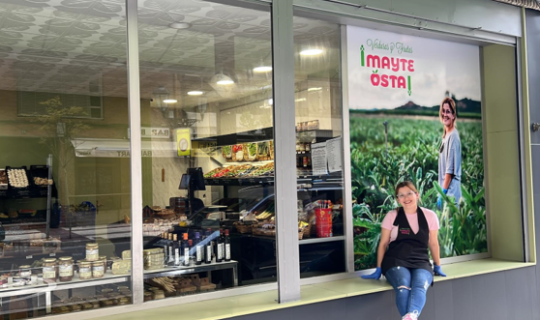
[152, 86, 170, 112]
[213, 73, 234, 85]
[187, 91, 204, 96]
[300, 48, 323, 56]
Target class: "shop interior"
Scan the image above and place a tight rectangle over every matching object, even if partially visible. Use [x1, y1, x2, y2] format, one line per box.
[0, 0, 346, 317]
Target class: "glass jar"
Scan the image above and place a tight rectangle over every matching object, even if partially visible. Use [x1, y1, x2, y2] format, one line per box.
[98, 255, 107, 272]
[58, 257, 74, 282]
[42, 258, 57, 282]
[86, 243, 99, 261]
[152, 290, 165, 300]
[19, 265, 31, 279]
[144, 291, 153, 302]
[117, 297, 129, 305]
[78, 260, 92, 280]
[92, 261, 104, 278]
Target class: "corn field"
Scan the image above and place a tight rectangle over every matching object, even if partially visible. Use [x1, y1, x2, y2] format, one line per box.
[350, 115, 488, 270]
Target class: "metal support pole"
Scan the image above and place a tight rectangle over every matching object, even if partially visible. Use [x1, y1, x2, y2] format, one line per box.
[125, 0, 144, 305]
[272, 0, 300, 303]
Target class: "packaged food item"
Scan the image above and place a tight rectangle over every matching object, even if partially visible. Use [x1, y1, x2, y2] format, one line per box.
[19, 265, 31, 279]
[58, 257, 74, 282]
[42, 258, 57, 282]
[86, 243, 99, 261]
[92, 261, 104, 278]
[78, 260, 92, 280]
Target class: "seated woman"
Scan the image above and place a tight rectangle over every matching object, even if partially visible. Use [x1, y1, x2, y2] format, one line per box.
[361, 181, 446, 320]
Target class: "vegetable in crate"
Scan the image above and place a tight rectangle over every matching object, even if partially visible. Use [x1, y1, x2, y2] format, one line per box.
[222, 146, 232, 159]
[247, 143, 257, 161]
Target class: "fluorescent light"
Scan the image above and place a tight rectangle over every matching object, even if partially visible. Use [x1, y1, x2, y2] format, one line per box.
[253, 66, 272, 73]
[217, 79, 234, 85]
[295, 98, 306, 102]
[300, 48, 323, 56]
[169, 22, 191, 29]
[163, 99, 177, 104]
[268, 98, 273, 105]
[308, 87, 322, 92]
[187, 91, 204, 96]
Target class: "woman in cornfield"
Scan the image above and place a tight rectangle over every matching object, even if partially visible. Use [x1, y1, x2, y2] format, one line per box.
[361, 181, 446, 320]
[437, 97, 462, 208]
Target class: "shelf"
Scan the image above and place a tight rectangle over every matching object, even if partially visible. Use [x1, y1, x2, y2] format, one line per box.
[144, 260, 238, 279]
[0, 272, 129, 298]
[205, 175, 343, 187]
[299, 236, 346, 245]
[193, 127, 273, 146]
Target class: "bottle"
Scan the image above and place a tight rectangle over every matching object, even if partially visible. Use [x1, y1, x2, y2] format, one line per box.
[161, 233, 168, 262]
[182, 233, 190, 266]
[205, 229, 213, 264]
[216, 229, 224, 263]
[167, 233, 174, 264]
[195, 232, 203, 265]
[224, 229, 231, 262]
[173, 234, 180, 266]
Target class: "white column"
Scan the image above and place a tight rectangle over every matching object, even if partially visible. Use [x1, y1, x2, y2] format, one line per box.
[272, 0, 301, 303]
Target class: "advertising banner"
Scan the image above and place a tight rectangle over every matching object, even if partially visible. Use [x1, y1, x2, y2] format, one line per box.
[346, 26, 486, 270]
[176, 128, 191, 157]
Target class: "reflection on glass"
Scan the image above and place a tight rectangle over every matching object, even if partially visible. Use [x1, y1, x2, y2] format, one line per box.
[138, 0, 275, 300]
[293, 16, 346, 277]
[0, 0, 132, 318]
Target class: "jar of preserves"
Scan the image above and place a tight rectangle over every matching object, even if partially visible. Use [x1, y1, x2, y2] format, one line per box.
[58, 257, 74, 282]
[19, 265, 31, 279]
[78, 260, 92, 280]
[92, 261, 104, 278]
[86, 243, 99, 261]
[117, 297, 129, 305]
[98, 256, 107, 272]
[42, 258, 57, 282]
[144, 291, 153, 302]
[152, 290, 165, 300]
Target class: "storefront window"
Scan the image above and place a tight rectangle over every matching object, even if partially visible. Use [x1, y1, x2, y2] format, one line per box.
[138, 0, 275, 299]
[0, 0, 132, 318]
[345, 26, 487, 270]
[293, 16, 346, 277]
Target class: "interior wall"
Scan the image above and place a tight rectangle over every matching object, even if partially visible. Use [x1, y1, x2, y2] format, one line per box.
[482, 44, 524, 261]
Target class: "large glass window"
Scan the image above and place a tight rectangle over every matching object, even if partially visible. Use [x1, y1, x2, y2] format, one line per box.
[0, 0, 132, 318]
[293, 16, 347, 277]
[138, 0, 275, 300]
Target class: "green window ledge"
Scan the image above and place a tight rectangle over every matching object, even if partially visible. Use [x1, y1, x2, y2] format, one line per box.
[102, 259, 534, 320]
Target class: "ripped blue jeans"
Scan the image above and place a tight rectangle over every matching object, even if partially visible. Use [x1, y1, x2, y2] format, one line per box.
[384, 266, 433, 317]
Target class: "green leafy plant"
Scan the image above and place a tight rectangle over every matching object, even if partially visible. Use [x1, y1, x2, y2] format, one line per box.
[350, 116, 487, 270]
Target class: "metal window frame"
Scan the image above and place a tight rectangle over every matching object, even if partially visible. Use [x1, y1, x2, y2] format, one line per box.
[272, 0, 302, 303]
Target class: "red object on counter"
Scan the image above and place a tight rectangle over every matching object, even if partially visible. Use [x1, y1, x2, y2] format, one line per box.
[315, 208, 332, 238]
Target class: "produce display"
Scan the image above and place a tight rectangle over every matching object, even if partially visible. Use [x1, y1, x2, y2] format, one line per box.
[33, 177, 52, 186]
[255, 202, 274, 220]
[0, 170, 7, 184]
[7, 169, 29, 188]
[220, 141, 273, 162]
[205, 162, 274, 179]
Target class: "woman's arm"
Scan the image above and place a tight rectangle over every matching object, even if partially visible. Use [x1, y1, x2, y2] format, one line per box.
[428, 229, 441, 266]
[377, 228, 392, 267]
[442, 173, 453, 190]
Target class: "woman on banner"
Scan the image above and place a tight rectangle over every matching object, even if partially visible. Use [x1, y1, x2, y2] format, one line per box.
[361, 181, 446, 320]
[437, 97, 462, 209]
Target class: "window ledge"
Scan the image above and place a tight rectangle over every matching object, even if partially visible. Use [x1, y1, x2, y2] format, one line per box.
[99, 258, 534, 320]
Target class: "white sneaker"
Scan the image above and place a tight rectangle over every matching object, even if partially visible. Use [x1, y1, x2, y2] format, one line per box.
[402, 310, 419, 320]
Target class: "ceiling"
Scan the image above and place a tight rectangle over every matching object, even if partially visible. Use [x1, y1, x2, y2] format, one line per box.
[0, 0, 340, 106]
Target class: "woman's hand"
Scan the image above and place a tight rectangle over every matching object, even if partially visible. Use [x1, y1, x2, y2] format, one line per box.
[361, 267, 382, 280]
[437, 188, 448, 209]
[434, 265, 447, 277]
